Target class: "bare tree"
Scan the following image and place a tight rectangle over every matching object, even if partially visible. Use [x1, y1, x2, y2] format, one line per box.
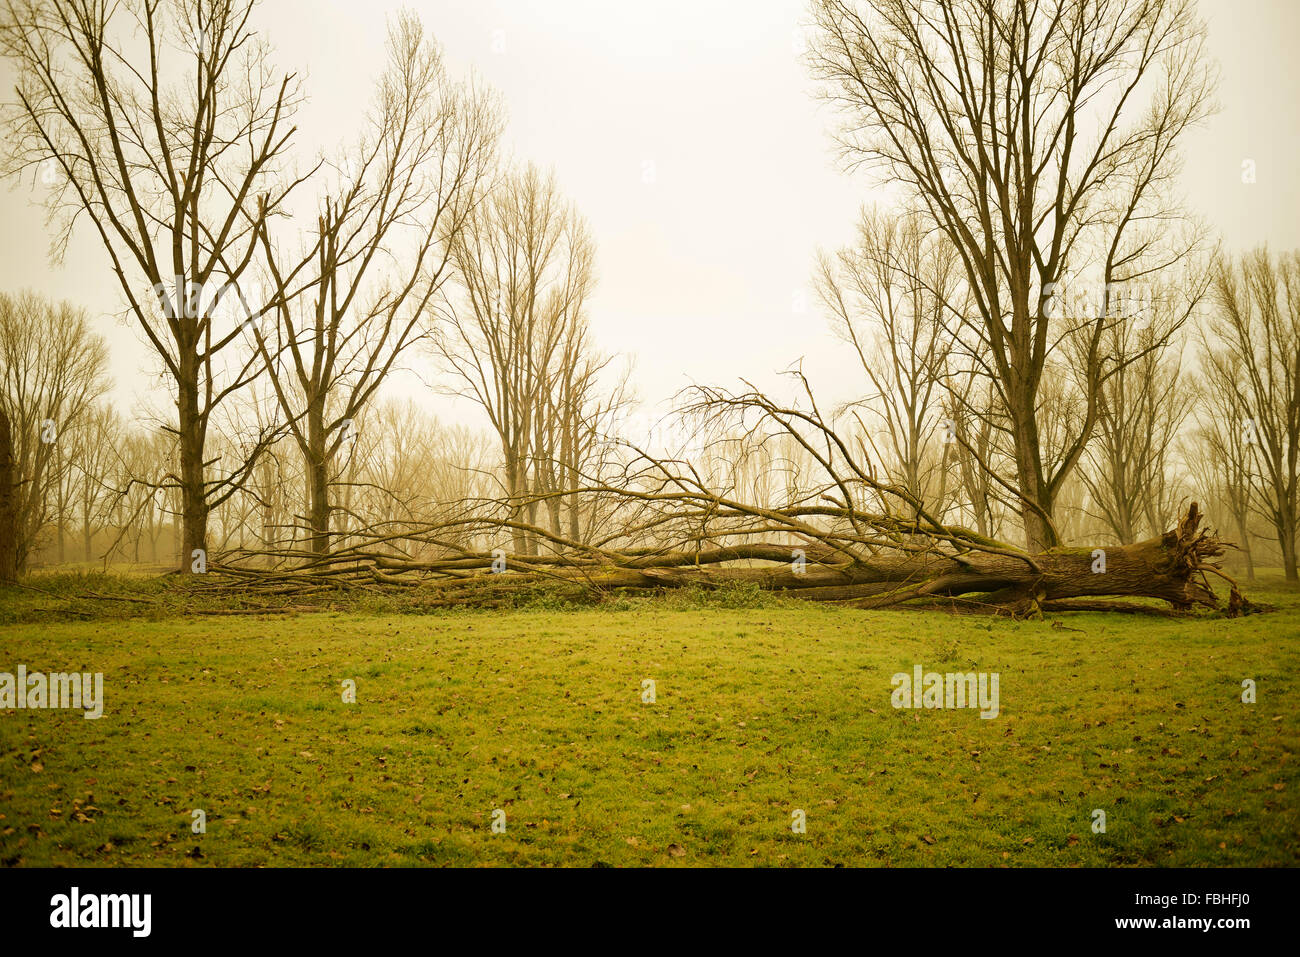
[1185, 375, 1256, 581]
[110, 425, 172, 565]
[0, 408, 16, 581]
[0, 290, 110, 571]
[1080, 285, 1194, 543]
[532, 320, 630, 545]
[815, 206, 963, 515]
[808, 0, 1217, 550]
[254, 11, 501, 556]
[70, 402, 122, 562]
[431, 163, 599, 556]
[1199, 248, 1300, 580]
[1, 0, 310, 571]
[94, 424, 179, 567]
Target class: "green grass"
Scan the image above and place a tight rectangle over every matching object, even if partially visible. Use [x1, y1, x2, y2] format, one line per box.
[0, 577, 1297, 867]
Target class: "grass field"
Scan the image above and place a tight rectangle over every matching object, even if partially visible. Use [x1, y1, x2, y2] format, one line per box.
[1, 576, 1297, 867]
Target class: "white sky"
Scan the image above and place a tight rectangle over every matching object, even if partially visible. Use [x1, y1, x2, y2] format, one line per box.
[1, 0, 1297, 430]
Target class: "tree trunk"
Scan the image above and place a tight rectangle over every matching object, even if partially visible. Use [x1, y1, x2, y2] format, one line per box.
[296, 504, 1239, 618]
[0, 410, 18, 582]
[1011, 406, 1058, 552]
[504, 446, 529, 557]
[178, 368, 209, 573]
[634, 512, 1222, 614]
[1279, 516, 1298, 582]
[307, 455, 330, 558]
[303, 399, 332, 557]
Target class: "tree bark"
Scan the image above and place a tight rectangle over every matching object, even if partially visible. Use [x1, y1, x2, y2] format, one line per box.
[632, 513, 1222, 615]
[0, 410, 18, 582]
[1012, 412, 1058, 553]
[1278, 516, 1298, 582]
[305, 400, 331, 558]
[177, 368, 208, 572]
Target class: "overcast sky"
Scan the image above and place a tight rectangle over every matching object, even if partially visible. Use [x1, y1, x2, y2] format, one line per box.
[1, 0, 1297, 429]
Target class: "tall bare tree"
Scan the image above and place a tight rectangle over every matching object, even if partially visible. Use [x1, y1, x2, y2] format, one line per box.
[1, 0, 310, 571]
[254, 11, 501, 556]
[808, 0, 1217, 550]
[1079, 280, 1196, 543]
[1185, 374, 1256, 581]
[0, 408, 17, 581]
[432, 163, 598, 556]
[0, 290, 110, 571]
[1199, 248, 1300, 580]
[531, 320, 629, 544]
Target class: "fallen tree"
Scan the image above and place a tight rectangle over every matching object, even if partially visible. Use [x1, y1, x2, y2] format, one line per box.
[191, 378, 1253, 619]
[194, 499, 1245, 617]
